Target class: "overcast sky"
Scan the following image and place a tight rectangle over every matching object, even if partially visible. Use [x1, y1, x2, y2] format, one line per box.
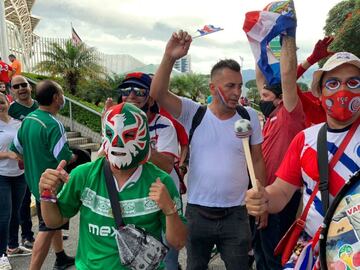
[31, 0, 342, 74]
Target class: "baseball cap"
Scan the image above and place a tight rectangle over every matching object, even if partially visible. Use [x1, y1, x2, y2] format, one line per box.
[118, 72, 152, 92]
[311, 52, 360, 97]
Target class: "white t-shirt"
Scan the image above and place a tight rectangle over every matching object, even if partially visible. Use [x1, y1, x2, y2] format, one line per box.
[148, 114, 180, 190]
[178, 98, 263, 207]
[0, 118, 23, 176]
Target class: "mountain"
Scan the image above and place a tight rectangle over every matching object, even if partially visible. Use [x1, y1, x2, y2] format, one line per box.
[241, 65, 317, 96]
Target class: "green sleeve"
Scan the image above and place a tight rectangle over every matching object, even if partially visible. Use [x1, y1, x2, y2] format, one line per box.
[47, 124, 72, 163]
[160, 175, 187, 231]
[10, 129, 22, 154]
[57, 164, 87, 218]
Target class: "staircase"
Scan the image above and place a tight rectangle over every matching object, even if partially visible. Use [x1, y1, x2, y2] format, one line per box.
[66, 130, 100, 152]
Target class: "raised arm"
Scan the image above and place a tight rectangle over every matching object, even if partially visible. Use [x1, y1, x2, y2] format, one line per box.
[297, 36, 334, 79]
[280, 35, 298, 112]
[150, 30, 192, 118]
[255, 65, 266, 96]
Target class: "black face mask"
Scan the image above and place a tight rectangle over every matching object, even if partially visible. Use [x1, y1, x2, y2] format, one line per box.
[259, 100, 276, 118]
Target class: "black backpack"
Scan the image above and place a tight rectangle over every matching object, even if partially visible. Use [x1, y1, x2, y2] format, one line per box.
[188, 105, 251, 144]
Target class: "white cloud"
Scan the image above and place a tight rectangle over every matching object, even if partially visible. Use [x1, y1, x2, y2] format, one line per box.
[32, 0, 343, 73]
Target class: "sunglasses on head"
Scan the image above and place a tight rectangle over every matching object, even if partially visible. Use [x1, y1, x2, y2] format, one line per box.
[120, 87, 148, 97]
[323, 77, 360, 91]
[12, 82, 28, 90]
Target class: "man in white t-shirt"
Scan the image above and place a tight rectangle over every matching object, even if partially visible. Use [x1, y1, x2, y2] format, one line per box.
[150, 30, 267, 270]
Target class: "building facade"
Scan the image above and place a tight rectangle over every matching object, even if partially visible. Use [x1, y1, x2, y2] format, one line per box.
[174, 55, 191, 73]
[1, 0, 144, 74]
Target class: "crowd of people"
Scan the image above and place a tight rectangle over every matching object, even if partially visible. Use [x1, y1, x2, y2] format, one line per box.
[0, 6, 359, 270]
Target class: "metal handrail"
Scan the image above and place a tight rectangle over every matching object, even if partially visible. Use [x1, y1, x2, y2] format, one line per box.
[64, 96, 102, 131]
[25, 76, 102, 131]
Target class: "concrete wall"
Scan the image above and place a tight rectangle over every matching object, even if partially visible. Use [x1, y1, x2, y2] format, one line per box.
[56, 114, 102, 143]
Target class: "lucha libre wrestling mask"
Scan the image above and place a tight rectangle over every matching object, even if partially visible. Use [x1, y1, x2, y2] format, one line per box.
[103, 102, 150, 169]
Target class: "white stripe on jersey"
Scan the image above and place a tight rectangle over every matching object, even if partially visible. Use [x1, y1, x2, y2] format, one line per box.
[53, 133, 67, 159]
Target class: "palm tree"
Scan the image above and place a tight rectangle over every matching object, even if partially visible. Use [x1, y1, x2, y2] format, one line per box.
[36, 40, 103, 95]
[170, 73, 209, 102]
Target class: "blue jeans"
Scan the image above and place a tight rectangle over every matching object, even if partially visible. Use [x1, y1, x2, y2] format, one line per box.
[253, 190, 301, 270]
[19, 187, 34, 241]
[163, 238, 179, 270]
[0, 174, 27, 255]
[186, 204, 250, 270]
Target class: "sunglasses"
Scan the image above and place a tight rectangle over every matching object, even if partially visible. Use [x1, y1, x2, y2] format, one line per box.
[323, 77, 360, 91]
[12, 83, 28, 89]
[120, 87, 148, 97]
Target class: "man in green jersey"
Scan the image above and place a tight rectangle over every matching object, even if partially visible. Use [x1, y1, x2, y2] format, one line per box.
[9, 76, 38, 120]
[8, 75, 39, 250]
[39, 102, 187, 270]
[11, 80, 75, 270]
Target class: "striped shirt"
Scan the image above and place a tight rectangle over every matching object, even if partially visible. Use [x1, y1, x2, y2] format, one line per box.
[277, 122, 360, 237]
[11, 109, 72, 200]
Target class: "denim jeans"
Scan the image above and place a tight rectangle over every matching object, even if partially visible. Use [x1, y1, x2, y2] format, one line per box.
[19, 187, 34, 241]
[253, 190, 301, 270]
[186, 204, 251, 270]
[163, 238, 179, 270]
[0, 174, 27, 255]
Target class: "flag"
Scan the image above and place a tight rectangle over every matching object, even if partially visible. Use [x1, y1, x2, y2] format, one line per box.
[194, 24, 224, 38]
[71, 27, 82, 46]
[243, 1, 296, 86]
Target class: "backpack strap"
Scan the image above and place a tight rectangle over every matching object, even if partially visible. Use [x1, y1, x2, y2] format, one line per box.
[317, 123, 329, 215]
[189, 105, 207, 144]
[189, 105, 251, 144]
[235, 105, 250, 121]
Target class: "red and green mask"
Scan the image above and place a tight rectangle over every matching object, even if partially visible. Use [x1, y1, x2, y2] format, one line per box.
[103, 103, 150, 169]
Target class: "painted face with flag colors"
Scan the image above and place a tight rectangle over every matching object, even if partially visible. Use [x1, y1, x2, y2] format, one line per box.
[103, 102, 150, 169]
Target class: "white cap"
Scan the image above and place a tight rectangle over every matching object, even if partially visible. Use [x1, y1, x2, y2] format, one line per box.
[311, 52, 360, 97]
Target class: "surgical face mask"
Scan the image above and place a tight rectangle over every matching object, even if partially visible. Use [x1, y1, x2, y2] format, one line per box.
[60, 95, 66, 110]
[103, 103, 150, 169]
[321, 90, 360, 122]
[259, 100, 276, 118]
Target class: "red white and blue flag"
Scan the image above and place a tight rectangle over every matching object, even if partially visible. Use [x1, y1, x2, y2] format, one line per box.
[194, 24, 224, 38]
[71, 27, 82, 46]
[243, 1, 296, 86]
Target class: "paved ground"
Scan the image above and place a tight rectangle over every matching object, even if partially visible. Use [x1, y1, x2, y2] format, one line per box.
[10, 153, 228, 269]
[9, 209, 227, 270]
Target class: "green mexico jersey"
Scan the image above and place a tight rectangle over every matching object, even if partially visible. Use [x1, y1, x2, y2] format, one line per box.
[10, 109, 72, 200]
[57, 157, 185, 270]
[8, 100, 38, 120]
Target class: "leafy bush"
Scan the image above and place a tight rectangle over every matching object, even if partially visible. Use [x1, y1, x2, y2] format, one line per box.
[60, 93, 103, 133]
[23, 72, 103, 133]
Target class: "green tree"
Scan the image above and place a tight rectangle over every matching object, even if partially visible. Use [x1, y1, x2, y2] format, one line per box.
[36, 40, 103, 95]
[297, 82, 309, 92]
[170, 73, 209, 102]
[245, 79, 260, 104]
[323, 0, 360, 59]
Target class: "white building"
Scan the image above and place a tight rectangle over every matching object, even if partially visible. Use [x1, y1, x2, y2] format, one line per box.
[1, 0, 143, 74]
[174, 55, 191, 73]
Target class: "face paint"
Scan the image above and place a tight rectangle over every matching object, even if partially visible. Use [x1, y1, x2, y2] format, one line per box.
[103, 103, 150, 169]
[216, 86, 228, 106]
[321, 91, 360, 122]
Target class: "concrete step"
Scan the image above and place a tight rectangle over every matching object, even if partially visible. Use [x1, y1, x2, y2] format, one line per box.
[68, 137, 90, 147]
[66, 131, 81, 138]
[77, 142, 100, 152]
